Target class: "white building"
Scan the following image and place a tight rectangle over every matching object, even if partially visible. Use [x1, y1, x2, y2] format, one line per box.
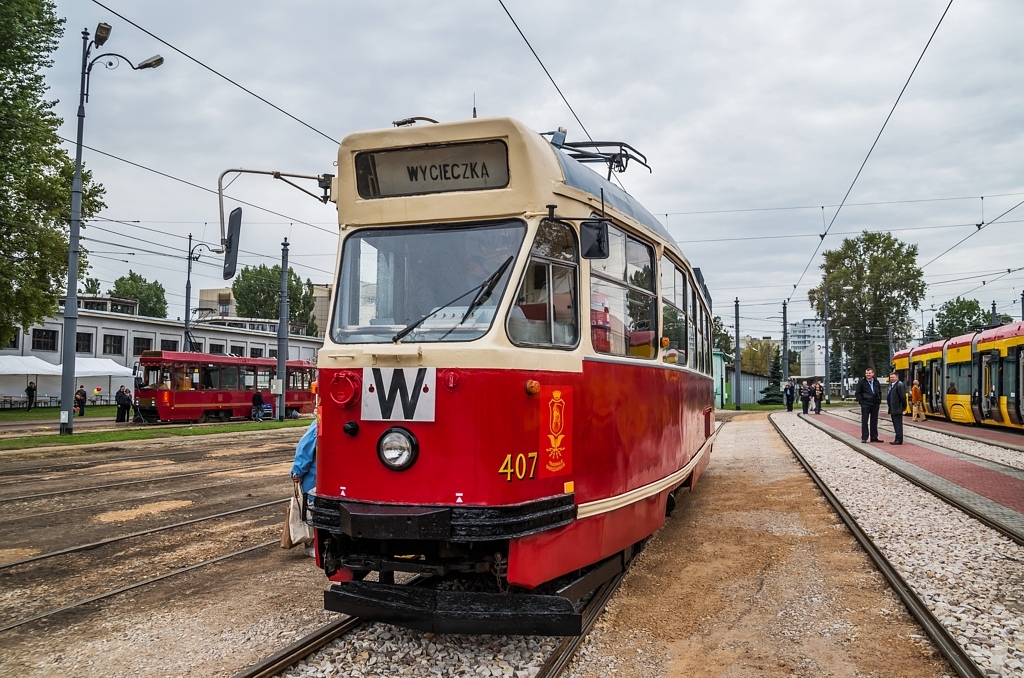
[799, 342, 826, 377]
[2, 305, 323, 399]
[789, 318, 824, 354]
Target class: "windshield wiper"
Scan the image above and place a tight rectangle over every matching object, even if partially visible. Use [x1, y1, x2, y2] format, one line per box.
[391, 256, 515, 344]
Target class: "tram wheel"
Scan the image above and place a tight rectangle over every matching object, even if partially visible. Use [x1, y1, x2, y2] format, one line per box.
[197, 412, 209, 424]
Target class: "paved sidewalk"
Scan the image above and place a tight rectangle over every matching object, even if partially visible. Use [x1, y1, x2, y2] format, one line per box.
[802, 413, 1024, 542]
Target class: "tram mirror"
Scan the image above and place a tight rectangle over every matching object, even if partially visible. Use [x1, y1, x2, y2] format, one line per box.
[223, 207, 242, 280]
[580, 220, 609, 259]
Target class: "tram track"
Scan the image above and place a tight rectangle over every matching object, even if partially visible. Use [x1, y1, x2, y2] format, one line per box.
[0, 539, 279, 634]
[769, 414, 984, 678]
[802, 413, 1024, 547]
[0, 458, 289, 505]
[233, 564, 630, 678]
[0, 498, 287, 571]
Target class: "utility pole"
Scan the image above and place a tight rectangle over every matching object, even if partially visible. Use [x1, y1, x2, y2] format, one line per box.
[823, 282, 831, 404]
[991, 300, 999, 326]
[276, 239, 290, 422]
[184, 233, 193, 350]
[782, 300, 789, 383]
[1021, 291, 1024, 322]
[887, 325, 894, 369]
[734, 298, 741, 411]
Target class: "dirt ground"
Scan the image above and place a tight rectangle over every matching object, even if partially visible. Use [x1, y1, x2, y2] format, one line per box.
[569, 412, 951, 678]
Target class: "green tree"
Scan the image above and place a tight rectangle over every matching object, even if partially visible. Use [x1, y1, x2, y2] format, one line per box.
[924, 319, 938, 342]
[740, 338, 775, 376]
[934, 296, 987, 338]
[80, 276, 101, 294]
[712, 315, 733, 358]
[808, 231, 925, 376]
[232, 264, 318, 335]
[788, 354, 801, 377]
[0, 0, 106, 344]
[109, 270, 167, 318]
[758, 347, 784, 405]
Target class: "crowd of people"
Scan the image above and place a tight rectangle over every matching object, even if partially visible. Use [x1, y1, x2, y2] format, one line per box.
[783, 378, 827, 415]
[783, 367, 921, 446]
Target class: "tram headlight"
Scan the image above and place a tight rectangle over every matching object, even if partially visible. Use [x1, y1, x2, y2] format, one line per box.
[377, 428, 418, 471]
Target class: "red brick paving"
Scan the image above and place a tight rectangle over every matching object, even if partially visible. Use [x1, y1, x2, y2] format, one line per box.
[914, 416, 1024, 448]
[818, 414, 1024, 514]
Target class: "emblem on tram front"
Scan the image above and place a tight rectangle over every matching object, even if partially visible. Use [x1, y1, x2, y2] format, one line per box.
[539, 386, 572, 477]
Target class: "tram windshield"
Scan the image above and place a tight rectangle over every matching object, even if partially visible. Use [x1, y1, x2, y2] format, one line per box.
[333, 220, 526, 344]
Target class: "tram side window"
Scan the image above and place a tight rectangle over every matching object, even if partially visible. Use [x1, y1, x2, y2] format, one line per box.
[240, 366, 256, 390]
[289, 369, 311, 390]
[256, 367, 272, 390]
[220, 366, 239, 391]
[590, 226, 656, 359]
[508, 221, 579, 347]
[659, 256, 687, 365]
[948, 361, 970, 395]
[145, 365, 172, 389]
[201, 365, 220, 390]
[176, 365, 199, 390]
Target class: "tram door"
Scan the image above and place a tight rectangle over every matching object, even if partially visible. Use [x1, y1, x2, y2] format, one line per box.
[928, 359, 944, 416]
[978, 351, 1003, 423]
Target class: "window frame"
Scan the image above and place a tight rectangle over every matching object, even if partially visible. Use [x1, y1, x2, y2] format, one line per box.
[659, 255, 690, 369]
[505, 219, 581, 351]
[132, 336, 152, 356]
[32, 329, 59, 352]
[102, 334, 124, 356]
[76, 332, 93, 354]
[589, 224, 658, 361]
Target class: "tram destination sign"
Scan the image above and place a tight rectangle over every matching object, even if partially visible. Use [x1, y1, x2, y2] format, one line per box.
[355, 140, 509, 198]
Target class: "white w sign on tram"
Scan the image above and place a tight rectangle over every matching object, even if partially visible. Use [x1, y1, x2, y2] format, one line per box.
[361, 367, 436, 422]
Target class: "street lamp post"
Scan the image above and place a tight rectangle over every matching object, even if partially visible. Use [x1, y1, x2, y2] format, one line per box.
[184, 234, 216, 352]
[59, 24, 162, 434]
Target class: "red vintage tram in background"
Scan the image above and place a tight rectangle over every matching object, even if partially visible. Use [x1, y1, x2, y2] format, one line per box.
[133, 350, 316, 423]
[298, 116, 717, 635]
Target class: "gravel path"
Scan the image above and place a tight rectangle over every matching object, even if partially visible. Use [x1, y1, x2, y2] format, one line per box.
[772, 411, 1024, 677]
[827, 408, 1024, 471]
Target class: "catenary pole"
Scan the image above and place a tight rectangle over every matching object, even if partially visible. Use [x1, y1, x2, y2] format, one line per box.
[276, 239, 290, 421]
[991, 300, 998, 326]
[734, 298, 741, 411]
[782, 300, 788, 383]
[823, 282, 831, 403]
[184, 234, 193, 350]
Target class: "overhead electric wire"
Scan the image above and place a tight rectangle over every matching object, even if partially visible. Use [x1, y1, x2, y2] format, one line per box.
[496, 0, 592, 142]
[58, 135, 338, 236]
[89, 0, 339, 145]
[660, 191, 1024, 217]
[674, 218, 1024, 244]
[921, 197, 1024, 269]
[787, 0, 955, 302]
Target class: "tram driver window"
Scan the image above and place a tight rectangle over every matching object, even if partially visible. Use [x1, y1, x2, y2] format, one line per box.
[590, 226, 656, 359]
[507, 220, 579, 347]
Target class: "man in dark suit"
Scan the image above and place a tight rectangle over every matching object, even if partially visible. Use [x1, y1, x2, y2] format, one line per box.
[855, 367, 883, 443]
[886, 371, 907, 445]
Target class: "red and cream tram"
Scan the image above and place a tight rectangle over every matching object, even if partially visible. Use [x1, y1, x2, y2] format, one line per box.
[134, 350, 315, 423]
[305, 117, 717, 635]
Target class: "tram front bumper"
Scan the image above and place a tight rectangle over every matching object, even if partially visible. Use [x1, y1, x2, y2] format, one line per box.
[324, 580, 581, 636]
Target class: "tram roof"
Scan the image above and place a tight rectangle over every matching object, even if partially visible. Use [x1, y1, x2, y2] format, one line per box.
[139, 350, 315, 368]
[336, 117, 710, 308]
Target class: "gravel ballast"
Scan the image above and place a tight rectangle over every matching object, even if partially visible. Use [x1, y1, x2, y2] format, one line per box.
[772, 411, 1024, 677]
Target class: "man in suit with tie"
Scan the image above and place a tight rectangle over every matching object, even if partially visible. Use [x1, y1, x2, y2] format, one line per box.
[886, 371, 907, 445]
[855, 367, 884, 443]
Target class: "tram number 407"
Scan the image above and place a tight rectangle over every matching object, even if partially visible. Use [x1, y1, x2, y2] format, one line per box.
[499, 453, 538, 482]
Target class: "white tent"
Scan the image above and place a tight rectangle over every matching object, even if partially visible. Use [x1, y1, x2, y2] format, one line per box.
[74, 358, 134, 377]
[0, 356, 134, 402]
[0, 356, 61, 402]
[0, 356, 62, 376]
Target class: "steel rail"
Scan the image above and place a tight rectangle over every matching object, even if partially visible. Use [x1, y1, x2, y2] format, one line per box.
[804, 413, 1024, 547]
[0, 498, 286, 571]
[0, 459, 289, 504]
[769, 414, 984, 678]
[0, 442, 286, 479]
[0, 476, 282, 524]
[829, 407, 1024, 455]
[230, 575, 428, 678]
[535, 570, 627, 678]
[0, 539, 278, 634]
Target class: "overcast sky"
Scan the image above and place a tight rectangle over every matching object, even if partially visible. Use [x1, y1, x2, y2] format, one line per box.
[47, 0, 1024, 338]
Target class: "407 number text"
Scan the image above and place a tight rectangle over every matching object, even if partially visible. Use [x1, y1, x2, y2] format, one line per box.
[498, 453, 538, 482]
